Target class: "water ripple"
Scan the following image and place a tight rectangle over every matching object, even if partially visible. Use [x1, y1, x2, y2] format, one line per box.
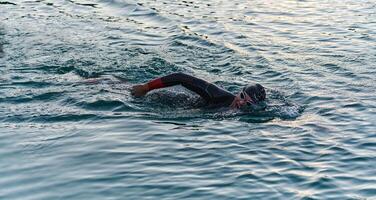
[1, 0, 376, 199]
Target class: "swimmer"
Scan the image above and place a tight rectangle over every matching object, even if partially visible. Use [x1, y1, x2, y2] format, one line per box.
[131, 72, 266, 109]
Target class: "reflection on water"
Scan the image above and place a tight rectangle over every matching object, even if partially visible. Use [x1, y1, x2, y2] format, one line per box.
[0, 0, 375, 199]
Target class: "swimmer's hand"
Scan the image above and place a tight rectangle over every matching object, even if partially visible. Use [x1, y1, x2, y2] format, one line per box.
[131, 84, 149, 97]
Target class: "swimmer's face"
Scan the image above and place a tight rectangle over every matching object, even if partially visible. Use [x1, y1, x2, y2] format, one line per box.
[236, 90, 255, 108]
[237, 84, 266, 108]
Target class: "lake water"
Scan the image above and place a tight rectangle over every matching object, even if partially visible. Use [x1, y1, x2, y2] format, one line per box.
[1, 0, 375, 199]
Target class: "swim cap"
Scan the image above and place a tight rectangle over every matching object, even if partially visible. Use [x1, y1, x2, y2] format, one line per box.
[243, 84, 266, 103]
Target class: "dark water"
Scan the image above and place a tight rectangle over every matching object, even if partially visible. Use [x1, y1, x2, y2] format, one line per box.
[1, 0, 376, 199]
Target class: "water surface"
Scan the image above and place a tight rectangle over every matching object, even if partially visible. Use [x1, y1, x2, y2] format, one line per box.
[1, 0, 376, 199]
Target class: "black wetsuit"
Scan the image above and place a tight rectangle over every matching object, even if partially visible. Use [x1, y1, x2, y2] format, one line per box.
[147, 72, 235, 107]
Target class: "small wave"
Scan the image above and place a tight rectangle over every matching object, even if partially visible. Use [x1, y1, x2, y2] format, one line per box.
[0, 90, 64, 104]
[68, 1, 98, 8]
[76, 99, 134, 111]
[0, 1, 16, 5]
[131, 87, 302, 122]
[2, 113, 97, 123]
[264, 104, 303, 119]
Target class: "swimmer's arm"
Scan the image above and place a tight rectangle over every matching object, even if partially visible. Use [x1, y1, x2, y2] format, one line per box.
[131, 72, 211, 98]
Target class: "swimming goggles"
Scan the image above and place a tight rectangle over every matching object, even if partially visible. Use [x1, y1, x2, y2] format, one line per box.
[239, 91, 256, 106]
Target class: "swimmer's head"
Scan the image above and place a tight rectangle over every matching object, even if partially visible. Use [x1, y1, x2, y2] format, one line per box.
[243, 83, 266, 104]
[232, 83, 266, 109]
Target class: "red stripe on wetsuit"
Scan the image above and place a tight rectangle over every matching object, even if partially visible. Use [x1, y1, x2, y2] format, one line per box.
[147, 78, 164, 90]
